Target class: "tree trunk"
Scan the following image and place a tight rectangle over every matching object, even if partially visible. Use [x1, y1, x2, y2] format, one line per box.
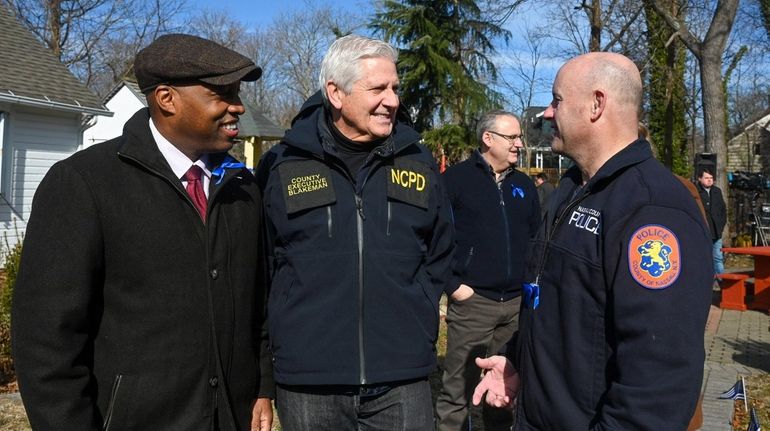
[650, 0, 738, 242]
[47, 0, 62, 59]
[699, 51, 728, 192]
[590, 0, 602, 51]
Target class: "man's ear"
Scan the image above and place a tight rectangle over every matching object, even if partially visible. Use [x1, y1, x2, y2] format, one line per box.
[480, 131, 493, 152]
[326, 81, 344, 110]
[152, 85, 178, 115]
[590, 90, 606, 121]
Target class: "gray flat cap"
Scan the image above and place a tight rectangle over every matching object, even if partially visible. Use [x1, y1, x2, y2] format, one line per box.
[134, 33, 262, 93]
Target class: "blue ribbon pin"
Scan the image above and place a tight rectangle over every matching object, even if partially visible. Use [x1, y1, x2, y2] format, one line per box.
[511, 186, 525, 198]
[522, 282, 540, 309]
[211, 156, 246, 185]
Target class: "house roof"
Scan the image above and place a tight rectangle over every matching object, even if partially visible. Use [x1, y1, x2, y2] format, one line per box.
[729, 108, 770, 143]
[0, 6, 108, 115]
[103, 79, 146, 106]
[238, 102, 284, 140]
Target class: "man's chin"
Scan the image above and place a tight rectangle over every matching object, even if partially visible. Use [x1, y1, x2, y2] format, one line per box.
[550, 139, 563, 153]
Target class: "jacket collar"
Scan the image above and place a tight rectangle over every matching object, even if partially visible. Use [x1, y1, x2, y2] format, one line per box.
[282, 91, 421, 158]
[562, 138, 653, 192]
[117, 108, 244, 192]
[471, 149, 514, 180]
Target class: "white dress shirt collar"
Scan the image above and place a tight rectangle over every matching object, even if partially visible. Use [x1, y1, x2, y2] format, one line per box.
[149, 118, 211, 196]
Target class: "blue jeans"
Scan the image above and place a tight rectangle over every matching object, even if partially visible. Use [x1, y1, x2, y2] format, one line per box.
[276, 379, 434, 431]
[713, 238, 724, 275]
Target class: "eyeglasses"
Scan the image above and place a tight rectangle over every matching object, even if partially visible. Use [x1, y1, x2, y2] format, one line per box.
[487, 130, 523, 143]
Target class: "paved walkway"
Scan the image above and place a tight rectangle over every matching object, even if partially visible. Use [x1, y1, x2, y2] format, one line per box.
[701, 300, 770, 430]
[439, 285, 770, 431]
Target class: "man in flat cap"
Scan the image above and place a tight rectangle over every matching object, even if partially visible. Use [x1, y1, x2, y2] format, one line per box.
[12, 34, 274, 431]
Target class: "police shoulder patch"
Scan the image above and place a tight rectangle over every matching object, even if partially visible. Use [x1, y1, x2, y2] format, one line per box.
[628, 224, 681, 290]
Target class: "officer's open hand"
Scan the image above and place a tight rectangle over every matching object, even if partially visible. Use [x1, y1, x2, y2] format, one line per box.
[472, 355, 519, 410]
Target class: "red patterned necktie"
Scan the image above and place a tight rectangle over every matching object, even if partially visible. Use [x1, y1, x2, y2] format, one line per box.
[184, 165, 207, 222]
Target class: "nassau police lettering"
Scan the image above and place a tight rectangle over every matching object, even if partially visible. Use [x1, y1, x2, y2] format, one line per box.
[287, 174, 329, 196]
[390, 168, 426, 191]
[568, 205, 601, 235]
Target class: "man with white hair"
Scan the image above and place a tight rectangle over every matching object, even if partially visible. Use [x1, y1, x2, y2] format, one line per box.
[257, 34, 454, 430]
[472, 52, 712, 430]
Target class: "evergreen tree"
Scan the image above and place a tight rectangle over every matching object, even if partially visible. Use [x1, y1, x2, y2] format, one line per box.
[370, 0, 512, 159]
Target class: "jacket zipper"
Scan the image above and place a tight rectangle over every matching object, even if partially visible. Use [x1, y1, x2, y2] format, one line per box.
[498, 182, 512, 301]
[299, 139, 414, 385]
[327, 206, 333, 238]
[355, 194, 366, 384]
[386, 201, 392, 236]
[533, 187, 590, 285]
[464, 246, 474, 269]
[102, 374, 123, 431]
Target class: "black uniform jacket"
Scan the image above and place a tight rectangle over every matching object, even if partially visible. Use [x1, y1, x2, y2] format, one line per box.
[257, 93, 455, 386]
[513, 140, 713, 430]
[12, 109, 273, 431]
[443, 150, 540, 301]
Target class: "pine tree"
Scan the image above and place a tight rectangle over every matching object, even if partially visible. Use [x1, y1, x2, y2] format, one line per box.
[371, 0, 511, 160]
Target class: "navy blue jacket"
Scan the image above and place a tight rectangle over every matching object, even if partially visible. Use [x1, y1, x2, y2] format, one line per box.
[256, 93, 454, 386]
[512, 140, 712, 430]
[443, 150, 540, 300]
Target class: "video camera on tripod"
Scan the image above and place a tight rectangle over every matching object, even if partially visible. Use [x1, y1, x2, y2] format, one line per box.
[727, 171, 770, 191]
[727, 172, 770, 246]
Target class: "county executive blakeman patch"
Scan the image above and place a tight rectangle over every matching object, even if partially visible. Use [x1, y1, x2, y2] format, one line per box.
[278, 160, 336, 214]
[628, 224, 681, 290]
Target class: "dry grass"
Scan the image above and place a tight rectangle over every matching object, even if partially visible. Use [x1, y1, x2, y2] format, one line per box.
[0, 396, 29, 431]
[732, 374, 770, 430]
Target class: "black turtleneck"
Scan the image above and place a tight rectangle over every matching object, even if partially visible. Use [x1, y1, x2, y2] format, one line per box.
[327, 116, 385, 181]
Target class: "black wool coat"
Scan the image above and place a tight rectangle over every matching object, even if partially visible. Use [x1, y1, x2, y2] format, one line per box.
[696, 182, 727, 241]
[12, 108, 273, 431]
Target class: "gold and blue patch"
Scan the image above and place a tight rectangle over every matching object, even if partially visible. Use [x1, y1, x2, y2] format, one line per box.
[628, 224, 681, 289]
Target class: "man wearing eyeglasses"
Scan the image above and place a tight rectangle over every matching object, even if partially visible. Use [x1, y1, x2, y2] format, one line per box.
[436, 110, 540, 431]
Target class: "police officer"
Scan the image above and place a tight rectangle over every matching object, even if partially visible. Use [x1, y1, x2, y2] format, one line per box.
[472, 52, 713, 430]
[257, 34, 454, 430]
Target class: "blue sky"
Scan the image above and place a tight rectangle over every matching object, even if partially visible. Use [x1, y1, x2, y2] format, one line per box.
[184, 0, 367, 27]
[183, 0, 557, 109]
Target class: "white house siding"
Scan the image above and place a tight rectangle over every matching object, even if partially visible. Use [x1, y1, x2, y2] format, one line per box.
[82, 85, 143, 148]
[0, 106, 82, 252]
[727, 114, 770, 175]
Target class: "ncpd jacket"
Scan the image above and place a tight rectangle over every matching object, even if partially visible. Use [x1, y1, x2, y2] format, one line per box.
[257, 93, 454, 386]
[12, 109, 273, 431]
[512, 140, 712, 430]
[443, 150, 540, 300]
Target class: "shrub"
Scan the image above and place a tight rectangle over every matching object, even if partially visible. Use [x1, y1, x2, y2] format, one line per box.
[0, 231, 23, 384]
